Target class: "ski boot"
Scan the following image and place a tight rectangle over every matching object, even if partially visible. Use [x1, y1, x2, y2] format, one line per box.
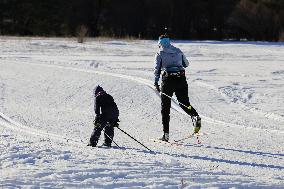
[194, 116, 201, 134]
[102, 142, 112, 147]
[87, 142, 97, 147]
[88, 137, 99, 147]
[159, 133, 169, 142]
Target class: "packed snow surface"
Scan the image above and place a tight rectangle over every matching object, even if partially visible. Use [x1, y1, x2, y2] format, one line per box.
[0, 37, 284, 188]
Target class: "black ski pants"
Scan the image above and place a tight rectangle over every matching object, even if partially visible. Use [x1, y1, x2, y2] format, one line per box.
[90, 119, 115, 146]
[161, 76, 199, 133]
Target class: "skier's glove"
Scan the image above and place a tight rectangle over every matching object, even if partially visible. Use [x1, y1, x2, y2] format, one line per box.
[113, 118, 120, 128]
[94, 115, 101, 125]
[113, 122, 119, 128]
[154, 82, 160, 93]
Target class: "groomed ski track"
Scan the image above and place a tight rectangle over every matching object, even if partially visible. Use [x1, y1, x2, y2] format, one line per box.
[1, 60, 284, 168]
[3, 60, 284, 134]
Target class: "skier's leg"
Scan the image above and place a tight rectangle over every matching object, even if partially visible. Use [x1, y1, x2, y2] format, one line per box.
[175, 78, 201, 133]
[89, 120, 105, 147]
[175, 78, 199, 117]
[104, 122, 114, 147]
[161, 79, 174, 139]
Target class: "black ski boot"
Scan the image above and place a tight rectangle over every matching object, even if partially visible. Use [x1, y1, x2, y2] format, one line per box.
[102, 142, 112, 147]
[87, 142, 97, 147]
[88, 137, 99, 147]
[159, 133, 169, 142]
[194, 116, 201, 133]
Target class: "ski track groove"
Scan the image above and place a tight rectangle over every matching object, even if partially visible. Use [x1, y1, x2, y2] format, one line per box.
[1, 61, 284, 166]
[2, 112, 284, 173]
[0, 77, 5, 110]
[1, 60, 284, 187]
[194, 80, 284, 123]
[0, 112, 150, 158]
[3, 60, 284, 135]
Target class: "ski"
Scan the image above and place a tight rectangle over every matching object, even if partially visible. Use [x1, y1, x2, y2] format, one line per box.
[150, 139, 183, 146]
[87, 144, 122, 149]
[174, 132, 208, 143]
[96, 145, 120, 149]
[150, 132, 208, 146]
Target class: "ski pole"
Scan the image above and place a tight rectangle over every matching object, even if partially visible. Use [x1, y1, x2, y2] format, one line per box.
[103, 123, 121, 149]
[161, 92, 196, 127]
[104, 131, 121, 149]
[117, 127, 153, 152]
[160, 92, 193, 111]
[161, 92, 201, 143]
[91, 121, 121, 149]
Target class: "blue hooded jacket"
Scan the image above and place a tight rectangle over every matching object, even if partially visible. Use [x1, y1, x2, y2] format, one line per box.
[154, 39, 189, 83]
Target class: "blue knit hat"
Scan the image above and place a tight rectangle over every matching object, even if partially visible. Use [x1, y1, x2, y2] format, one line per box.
[158, 35, 170, 47]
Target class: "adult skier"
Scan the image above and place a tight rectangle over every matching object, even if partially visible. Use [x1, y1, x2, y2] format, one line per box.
[88, 85, 119, 147]
[154, 34, 201, 142]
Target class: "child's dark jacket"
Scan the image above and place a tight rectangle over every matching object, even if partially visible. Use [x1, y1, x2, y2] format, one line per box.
[94, 86, 119, 121]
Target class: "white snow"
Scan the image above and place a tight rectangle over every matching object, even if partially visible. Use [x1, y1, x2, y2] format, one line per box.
[0, 37, 283, 188]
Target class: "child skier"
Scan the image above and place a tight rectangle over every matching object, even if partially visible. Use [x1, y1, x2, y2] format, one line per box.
[88, 85, 119, 147]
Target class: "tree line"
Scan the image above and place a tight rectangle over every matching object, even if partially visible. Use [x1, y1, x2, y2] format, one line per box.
[0, 0, 283, 41]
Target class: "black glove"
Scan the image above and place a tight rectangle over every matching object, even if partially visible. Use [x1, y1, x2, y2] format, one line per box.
[113, 118, 120, 127]
[154, 82, 160, 93]
[94, 115, 101, 125]
[113, 122, 119, 128]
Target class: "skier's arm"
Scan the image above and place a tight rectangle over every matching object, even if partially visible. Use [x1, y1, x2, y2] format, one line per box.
[94, 97, 101, 115]
[181, 52, 189, 68]
[154, 53, 162, 83]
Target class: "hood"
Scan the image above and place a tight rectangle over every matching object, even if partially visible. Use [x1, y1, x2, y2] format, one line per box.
[93, 85, 105, 96]
[159, 44, 179, 54]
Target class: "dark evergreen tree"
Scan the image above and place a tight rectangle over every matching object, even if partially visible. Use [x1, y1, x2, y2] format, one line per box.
[0, 0, 283, 41]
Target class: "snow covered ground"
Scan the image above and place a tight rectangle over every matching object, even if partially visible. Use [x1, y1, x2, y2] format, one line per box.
[0, 37, 283, 188]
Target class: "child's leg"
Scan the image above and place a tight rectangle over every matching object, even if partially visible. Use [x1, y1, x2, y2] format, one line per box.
[104, 123, 114, 146]
[89, 121, 105, 147]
